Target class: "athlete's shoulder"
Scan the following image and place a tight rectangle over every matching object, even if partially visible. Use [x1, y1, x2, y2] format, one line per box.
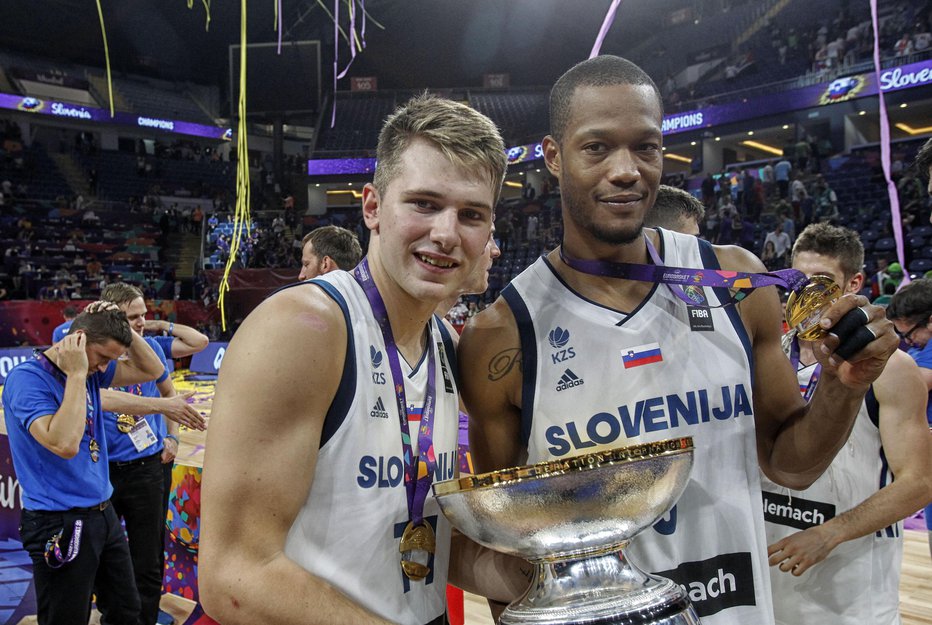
[710, 242, 767, 273]
[462, 295, 518, 338]
[875, 347, 922, 394]
[237, 280, 349, 353]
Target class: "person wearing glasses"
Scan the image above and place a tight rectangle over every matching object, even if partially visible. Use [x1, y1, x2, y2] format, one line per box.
[887, 277, 932, 561]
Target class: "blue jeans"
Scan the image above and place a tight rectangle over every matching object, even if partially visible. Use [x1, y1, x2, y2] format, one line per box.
[20, 503, 140, 625]
[110, 452, 165, 625]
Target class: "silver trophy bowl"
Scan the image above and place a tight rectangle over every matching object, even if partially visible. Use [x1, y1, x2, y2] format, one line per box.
[434, 437, 699, 625]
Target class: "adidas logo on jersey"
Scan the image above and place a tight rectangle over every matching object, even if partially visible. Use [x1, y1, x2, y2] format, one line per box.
[555, 368, 584, 392]
[369, 397, 389, 419]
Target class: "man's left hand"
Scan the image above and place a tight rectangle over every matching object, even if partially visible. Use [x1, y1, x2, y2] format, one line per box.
[768, 524, 840, 576]
[162, 437, 178, 464]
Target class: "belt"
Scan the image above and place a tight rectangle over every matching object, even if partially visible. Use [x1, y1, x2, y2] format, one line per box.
[68, 500, 110, 514]
[110, 451, 162, 468]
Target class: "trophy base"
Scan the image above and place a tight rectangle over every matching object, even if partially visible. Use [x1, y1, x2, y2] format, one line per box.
[500, 549, 701, 625]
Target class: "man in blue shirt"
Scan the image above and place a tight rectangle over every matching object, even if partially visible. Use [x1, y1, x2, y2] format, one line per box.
[98, 283, 206, 625]
[774, 156, 793, 199]
[51, 305, 77, 343]
[1, 304, 165, 625]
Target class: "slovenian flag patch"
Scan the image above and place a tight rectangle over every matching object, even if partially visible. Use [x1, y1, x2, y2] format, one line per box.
[621, 342, 663, 369]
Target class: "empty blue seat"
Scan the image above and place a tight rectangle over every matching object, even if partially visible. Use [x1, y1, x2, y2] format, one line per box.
[873, 237, 896, 252]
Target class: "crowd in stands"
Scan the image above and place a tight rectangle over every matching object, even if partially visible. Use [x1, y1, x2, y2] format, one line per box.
[1, 202, 176, 303]
[664, 0, 932, 113]
[204, 200, 303, 271]
[686, 136, 932, 307]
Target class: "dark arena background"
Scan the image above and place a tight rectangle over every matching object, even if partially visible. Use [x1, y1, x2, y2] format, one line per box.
[0, 0, 930, 623]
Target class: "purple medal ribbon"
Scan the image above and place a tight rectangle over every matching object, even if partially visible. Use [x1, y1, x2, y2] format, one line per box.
[558, 233, 809, 307]
[353, 259, 438, 527]
[789, 335, 821, 402]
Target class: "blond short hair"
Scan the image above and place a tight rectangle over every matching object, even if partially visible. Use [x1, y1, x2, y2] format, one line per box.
[101, 282, 144, 307]
[374, 93, 507, 205]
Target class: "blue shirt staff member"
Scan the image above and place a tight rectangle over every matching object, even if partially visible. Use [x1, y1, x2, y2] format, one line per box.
[97, 282, 207, 625]
[51, 305, 77, 343]
[1, 303, 165, 625]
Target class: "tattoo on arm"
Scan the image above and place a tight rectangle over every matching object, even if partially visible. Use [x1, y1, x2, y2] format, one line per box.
[488, 348, 522, 381]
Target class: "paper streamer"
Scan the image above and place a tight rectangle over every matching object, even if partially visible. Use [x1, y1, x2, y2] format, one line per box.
[186, 0, 212, 31]
[590, 0, 623, 59]
[218, 0, 252, 330]
[94, 0, 115, 117]
[870, 0, 907, 282]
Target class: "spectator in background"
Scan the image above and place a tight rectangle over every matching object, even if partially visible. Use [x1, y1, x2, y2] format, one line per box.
[914, 27, 931, 52]
[701, 172, 716, 206]
[297, 225, 363, 281]
[192, 206, 203, 233]
[791, 172, 809, 220]
[764, 222, 792, 268]
[526, 213, 539, 242]
[762, 161, 776, 199]
[815, 177, 839, 223]
[887, 262, 906, 291]
[780, 210, 796, 244]
[495, 213, 513, 255]
[52, 306, 78, 343]
[775, 156, 793, 198]
[645, 185, 704, 236]
[894, 32, 913, 56]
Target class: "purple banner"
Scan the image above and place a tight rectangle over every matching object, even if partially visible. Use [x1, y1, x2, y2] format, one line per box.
[0, 93, 232, 141]
[307, 157, 376, 176]
[663, 58, 932, 136]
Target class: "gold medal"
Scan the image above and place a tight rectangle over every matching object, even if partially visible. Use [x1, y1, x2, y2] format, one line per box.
[116, 414, 137, 434]
[399, 521, 436, 581]
[785, 275, 841, 340]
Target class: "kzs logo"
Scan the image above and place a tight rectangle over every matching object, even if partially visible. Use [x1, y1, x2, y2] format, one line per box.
[548, 326, 575, 364]
[370, 346, 386, 385]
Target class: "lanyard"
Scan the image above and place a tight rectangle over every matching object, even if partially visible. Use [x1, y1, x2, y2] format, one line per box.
[353, 260, 438, 526]
[788, 335, 821, 402]
[558, 233, 809, 307]
[33, 350, 99, 462]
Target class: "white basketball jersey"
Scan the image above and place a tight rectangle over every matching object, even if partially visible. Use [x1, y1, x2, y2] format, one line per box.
[282, 271, 460, 625]
[762, 347, 903, 625]
[504, 229, 774, 625]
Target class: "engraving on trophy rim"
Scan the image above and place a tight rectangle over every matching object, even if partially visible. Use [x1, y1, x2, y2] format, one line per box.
[433, 436, 693, 496]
